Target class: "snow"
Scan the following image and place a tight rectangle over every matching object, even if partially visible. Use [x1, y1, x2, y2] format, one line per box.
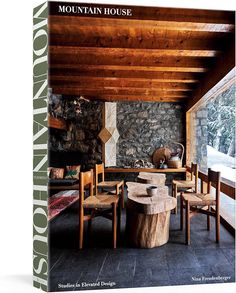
[207, 145, 236, 182]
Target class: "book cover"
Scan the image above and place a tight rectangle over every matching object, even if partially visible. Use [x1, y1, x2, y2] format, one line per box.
[33, 1, 236, 292]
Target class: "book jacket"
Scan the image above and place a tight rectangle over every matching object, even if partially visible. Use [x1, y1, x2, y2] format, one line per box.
[33, 1, 236, 292]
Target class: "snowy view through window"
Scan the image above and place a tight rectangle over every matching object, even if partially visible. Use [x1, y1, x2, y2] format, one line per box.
[207, 84, 236, 183]
[190, 82, 235, 227]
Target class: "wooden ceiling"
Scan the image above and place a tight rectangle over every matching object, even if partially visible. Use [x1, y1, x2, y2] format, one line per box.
[48, 3, 235, 107]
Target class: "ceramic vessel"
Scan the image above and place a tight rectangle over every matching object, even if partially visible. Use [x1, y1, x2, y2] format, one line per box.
[146, 186, 158, 196]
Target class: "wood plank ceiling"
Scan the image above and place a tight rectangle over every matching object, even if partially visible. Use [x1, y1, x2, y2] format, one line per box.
[48, 4, 235, 105]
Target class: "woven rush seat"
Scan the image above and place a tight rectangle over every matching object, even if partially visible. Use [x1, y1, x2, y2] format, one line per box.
[180, 168, 221, 245]
[172, 180, 195, 188]
[95, 163, 125, 208]
[84, 194, 119, 208]
[182, 192, 216, 206]
[79, 169, 121, 249]
[171, 162, 198, 214]
[97, 181, 123, 188]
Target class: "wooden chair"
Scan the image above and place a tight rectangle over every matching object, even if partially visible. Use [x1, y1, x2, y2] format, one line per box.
[180, 168, 221, 245]
[79, 169, 121, 249]
[172, 162, 198, 214]
[95, 163, 125, 208]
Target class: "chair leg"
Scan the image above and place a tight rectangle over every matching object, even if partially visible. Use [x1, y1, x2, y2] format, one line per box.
[185, 201, 190, 245]
[216, 208, 220, 243]
[79, 207, 84, 249]
[88, 219, 92, 234]
[117, 200, 121, 240]
[112, 203, 117, 248]
[207, 205, 211, 231]
[87, 210, 94, 235]
[180, 192, 184, 230]
[121, 183, 125, 209]
[174, 184, 178, 214]
[171, 185, 173, 214]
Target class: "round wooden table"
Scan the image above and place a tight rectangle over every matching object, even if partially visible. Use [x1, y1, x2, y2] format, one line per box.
[126, 182, 177, 248]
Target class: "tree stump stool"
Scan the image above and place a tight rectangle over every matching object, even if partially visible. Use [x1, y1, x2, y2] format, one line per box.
[126, 182, 176, 248]
[137, 172, 166, 186]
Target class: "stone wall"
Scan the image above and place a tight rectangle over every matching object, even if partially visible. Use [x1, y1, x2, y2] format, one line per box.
[190, 83, 235, 173]
[116, 102, 185, 166]
[191, 108, 208, 172]
[49, 97, 103, 169]
[49, 96, 185, 169]
[75, 101, 103, 169]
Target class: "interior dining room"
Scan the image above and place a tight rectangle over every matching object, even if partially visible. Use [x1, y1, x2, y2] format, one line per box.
[46, 1, 235, 291]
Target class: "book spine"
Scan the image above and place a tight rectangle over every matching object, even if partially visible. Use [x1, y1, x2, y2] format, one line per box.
[33, 2, 49, 292]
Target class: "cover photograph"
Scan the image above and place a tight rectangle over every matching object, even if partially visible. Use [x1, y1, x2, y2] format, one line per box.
[33, 1, 236, 291]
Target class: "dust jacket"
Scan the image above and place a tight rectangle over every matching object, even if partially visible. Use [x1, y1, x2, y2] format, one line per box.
[33, 1, 236, 292]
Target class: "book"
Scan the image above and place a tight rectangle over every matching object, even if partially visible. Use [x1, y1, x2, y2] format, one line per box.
[33, 1, 235, 292]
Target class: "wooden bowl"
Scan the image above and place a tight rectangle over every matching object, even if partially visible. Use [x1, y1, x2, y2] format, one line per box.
[152, 147, 171, 166]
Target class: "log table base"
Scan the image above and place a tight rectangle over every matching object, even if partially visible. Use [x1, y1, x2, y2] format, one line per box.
[126, 209, 170, 248]
[126, 182, 176, 248]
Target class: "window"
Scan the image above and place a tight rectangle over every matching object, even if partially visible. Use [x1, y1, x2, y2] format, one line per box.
[187, 71, 235, 229]
[188, 83, 236, 183]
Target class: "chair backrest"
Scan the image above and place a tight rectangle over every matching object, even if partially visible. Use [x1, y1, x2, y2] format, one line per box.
[190, 162, 199, 193]
[207, 168, 221, 205]
[95, 163, 104, 194]
[79, 169, 94, 205]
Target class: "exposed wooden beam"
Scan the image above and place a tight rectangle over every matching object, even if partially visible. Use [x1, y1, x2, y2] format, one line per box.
[50, 46, 220, 58]
[49, 64, 207, 73]
[49, 76, 195, 90]
[49, 13, 235, 30]
[49, 66, 201, 82]
[95, 95, 187, 102]
[49, 22, 233, 40]
[50, 85, 192, 93]
[50, 51, 214, 69]
[51, 87, 187, 100]
[49, 86, 188, 97]
[48, 5, 235, 105]
[186, 38, 235, 111]
[49, 32, 230, 51]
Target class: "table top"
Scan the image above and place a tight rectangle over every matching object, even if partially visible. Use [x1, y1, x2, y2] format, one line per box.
[137, 172, 166, 185]
[126, 182, 177, 215]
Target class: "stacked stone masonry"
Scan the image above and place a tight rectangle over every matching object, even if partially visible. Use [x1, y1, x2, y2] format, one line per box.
[49, 96, 185, 170]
